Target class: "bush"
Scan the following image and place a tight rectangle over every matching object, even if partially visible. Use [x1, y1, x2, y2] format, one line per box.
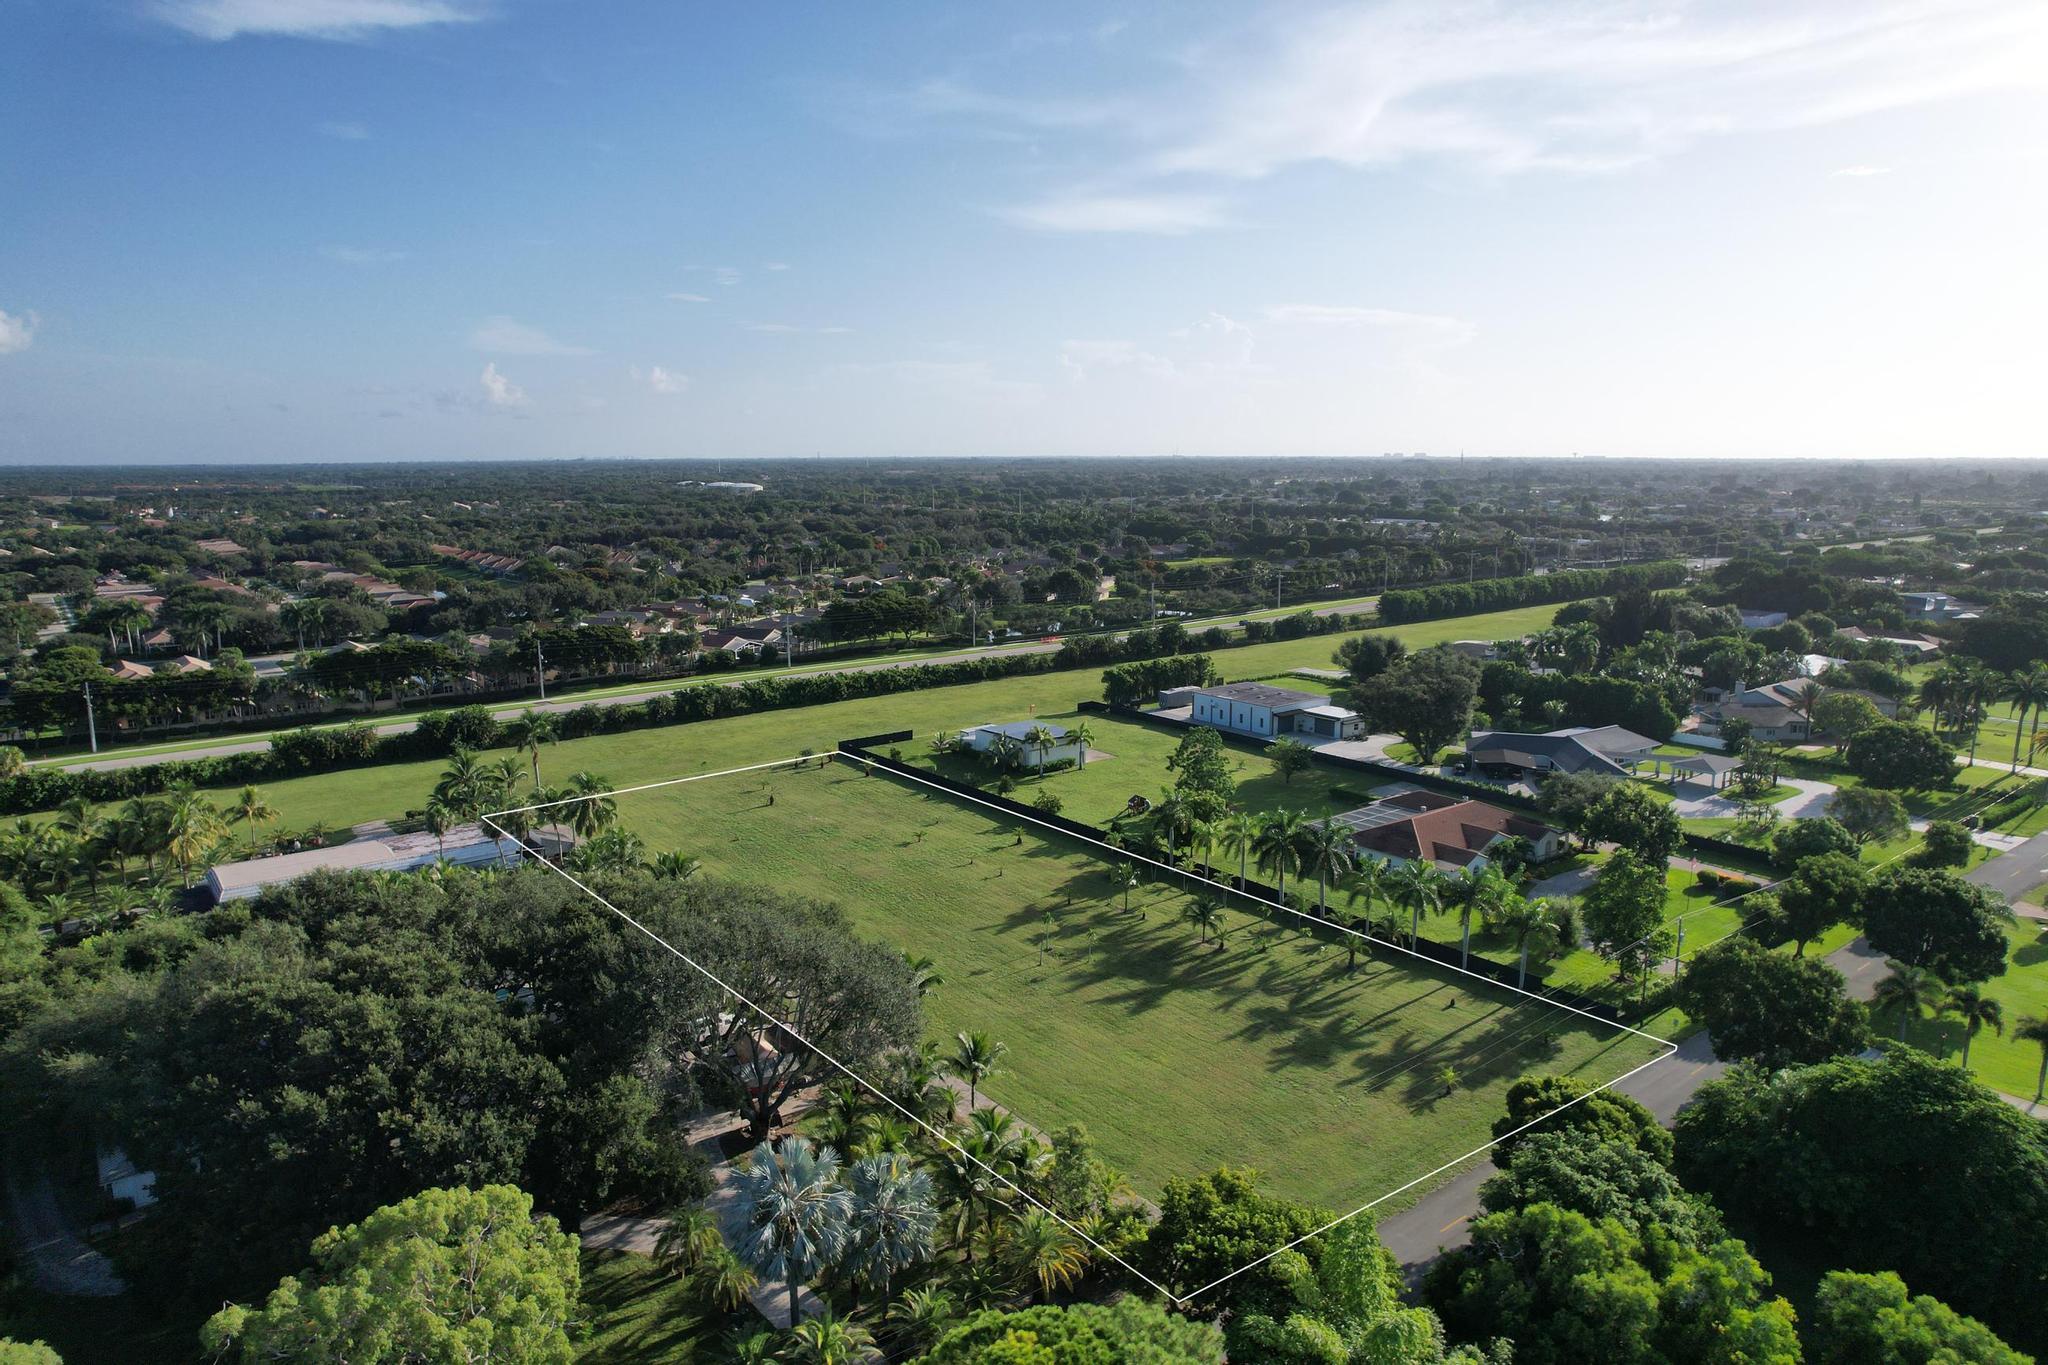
[1379, 562, 1687, 624]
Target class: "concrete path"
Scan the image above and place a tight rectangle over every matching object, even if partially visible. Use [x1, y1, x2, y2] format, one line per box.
[4, 1169, 126, 1298]
[1666, 776, 1837, 821]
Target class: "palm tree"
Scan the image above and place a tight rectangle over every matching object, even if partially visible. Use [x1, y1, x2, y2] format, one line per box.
[565, 771, 618, 841]
[1025, 723, 1060, 773]
[1149, 788, 1193, 855]
[1004, 1208, 1087, 1303]
[698, 1248, 759, 1312]
[231, 784, 278, 855]
[2015, 1016, 2048, 1103]
[1495, 896, 1566, 989]
[1219, 810, 1261, 891]
[651, 850, 702, 881]
[731, 1137, 852, 1329]
[2004, 667, 2048, 772]
[162, 788, 226, 887]
[949, 1031, 1007, 1112]
[434, 748, 491, 820]
[1389, 858, 1438, 949]
[779, 1312, 873, 1365]
[506, 711, 561, 787]
[1789, 679, 1825, 733]
[423, 797, 456, 863]
[653, 1207, 725, 1277]
[1182, 897, 1223, 946]
[1300, 819, 1356, 919]
[902, 953, 943, 998]
[1068, 721, 1094, 769]
[1109, 861, 1139, 915]
[1872, 962, 1946, 1043]
[843, 1152, 937, 1305]
[1253, 809, 1308, 906]
[1450, 863, 1513, 971]
[1943, 984, 2005, 1071]
[884, 1288, 957, 1357]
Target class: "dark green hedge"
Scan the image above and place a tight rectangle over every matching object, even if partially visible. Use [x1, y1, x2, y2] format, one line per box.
[1378, 562, 1688, 624]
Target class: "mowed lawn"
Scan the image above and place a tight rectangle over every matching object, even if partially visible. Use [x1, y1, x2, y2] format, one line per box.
[912, 709, 1391, 831]
[1886, 921, 2048, 1103]
[614, 762, 1667, 1225]
[94, 602, 1574, 836]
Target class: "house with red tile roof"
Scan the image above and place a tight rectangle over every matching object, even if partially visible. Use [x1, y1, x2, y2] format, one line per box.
[1334, 787, 1562, 873]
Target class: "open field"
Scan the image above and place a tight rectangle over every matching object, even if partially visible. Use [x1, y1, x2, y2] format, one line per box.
[62, 603, 1576, 835]
[604, 761, 1667, 1231]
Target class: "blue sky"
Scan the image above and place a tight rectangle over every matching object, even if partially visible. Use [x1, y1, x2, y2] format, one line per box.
[3, 0, 2044, 462]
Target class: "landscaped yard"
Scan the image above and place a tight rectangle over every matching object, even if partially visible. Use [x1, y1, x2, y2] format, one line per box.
[575, 1250, 751, 1363]
[610, 761, 1667, 1234]
[1878, 921, 2048, 1104]
[913, 709, 1389, 830]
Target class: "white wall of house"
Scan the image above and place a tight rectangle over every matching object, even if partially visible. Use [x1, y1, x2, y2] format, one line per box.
[1191, 693, 1278, 736]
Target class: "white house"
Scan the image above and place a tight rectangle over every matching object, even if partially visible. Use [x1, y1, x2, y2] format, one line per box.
[205, 824, 525, 904]
[1183, 681, 1365, 741]
[958, 721, 1089, 770]
[97, 1147, 156, 1209]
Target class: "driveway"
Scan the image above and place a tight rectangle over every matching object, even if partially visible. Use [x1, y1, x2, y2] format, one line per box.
[1666, 776, 1836, 821]
[4, 1168, 126, 1297]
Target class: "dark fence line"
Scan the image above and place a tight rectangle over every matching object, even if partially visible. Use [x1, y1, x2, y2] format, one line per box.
[837, 732, 1626, 1024]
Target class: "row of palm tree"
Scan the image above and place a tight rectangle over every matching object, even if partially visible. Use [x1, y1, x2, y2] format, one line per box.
[423, 745, 615, 860]
[1873, 960, 2048, 1084]
[1126, 801, 1571, 985]
[0, 785, 264, 911]
[1917, 660, 2048, 771]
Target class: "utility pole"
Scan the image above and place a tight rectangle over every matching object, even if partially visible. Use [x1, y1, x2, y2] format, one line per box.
[969, 597, 978, 648]
[1673, 921, 1685, 980]
[83, 681, 98, 755]
[535, 641, 547, 702]
[1274, 571, 1283, 612]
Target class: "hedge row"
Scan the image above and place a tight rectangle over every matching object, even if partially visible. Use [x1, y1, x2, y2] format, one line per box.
[0, 606, 1385, 816]
[0, 651, 1064, 815]
[1376, 562, 1689, 624]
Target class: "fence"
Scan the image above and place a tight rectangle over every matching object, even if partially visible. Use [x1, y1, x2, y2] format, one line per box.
[837, 730, 1626, 1023]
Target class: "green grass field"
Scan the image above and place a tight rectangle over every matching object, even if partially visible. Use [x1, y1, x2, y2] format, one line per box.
[574, 1250, 749, 1363]
[611, 761, 1666, 1233]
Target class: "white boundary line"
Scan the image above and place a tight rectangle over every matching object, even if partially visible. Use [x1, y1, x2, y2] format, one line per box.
[486, 749, 1678, 1306]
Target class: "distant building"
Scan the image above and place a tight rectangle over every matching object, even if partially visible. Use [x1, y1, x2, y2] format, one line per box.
[1462, 726, 1658, 781]
[1899, 592, 1980, 622]
[204, 824, 525, 904]
[1738, 609, 1789, 629]
[957, 721, 1088, 770]
[1179, 681, 1365, 742]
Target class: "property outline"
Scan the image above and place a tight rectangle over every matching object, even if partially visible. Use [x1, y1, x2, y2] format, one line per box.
[485, 752, 1678, 1306]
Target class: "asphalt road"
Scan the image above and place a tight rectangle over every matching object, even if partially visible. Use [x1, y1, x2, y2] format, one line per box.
[1376, 1031, 1726, 1280]
[40, 595, 1381, 775]
[1968, 829, 2048, 901]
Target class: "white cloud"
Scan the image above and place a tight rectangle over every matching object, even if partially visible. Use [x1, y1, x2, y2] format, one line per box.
[666, 292, 711, 303]
[151, 0, 485, 41]
[0, 308, 37, 356]
[762, 261, 791, 271]
[1831, 164, 1893, 176]
[744, 322, 852, 335]
[316, 119, 370, 140]
[633, 365, 689, 394]
[320, 244, 407, 265]
[1262, 304, 1476, 345]
[688, 265, 743, 286]
[479, 362, 527, 407]
[469, 315, 593, 355]
[1149, 1, 2048, 179]
[1000, 192, 1227, 235]
[1059, 339, 1179, 381]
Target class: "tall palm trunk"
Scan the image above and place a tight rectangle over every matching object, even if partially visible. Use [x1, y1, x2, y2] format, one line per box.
[2014, 703, 2030, 773]
[1518, 940, 1530, 989]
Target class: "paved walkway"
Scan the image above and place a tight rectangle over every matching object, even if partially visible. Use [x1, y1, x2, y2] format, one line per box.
[4, 1168, 126, 1298]
[1666, 775, 1837, 821]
